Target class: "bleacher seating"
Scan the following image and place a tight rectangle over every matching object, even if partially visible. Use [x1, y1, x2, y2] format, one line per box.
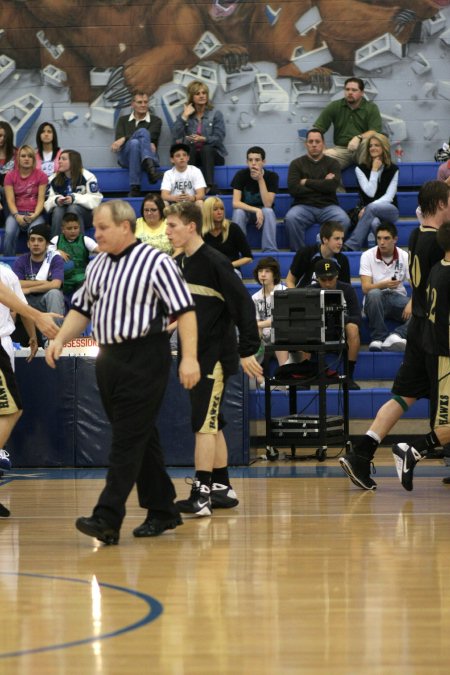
[91, 161, 440, 194]
[0, 161, 439, 430]
[89, 161, 433, 251]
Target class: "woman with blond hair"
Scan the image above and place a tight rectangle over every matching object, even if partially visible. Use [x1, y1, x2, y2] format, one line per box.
[172, 80, 226, 194]
[345, 133, 399, 251]
[202, 197, 252, 274]
[3, 145, 48, 255]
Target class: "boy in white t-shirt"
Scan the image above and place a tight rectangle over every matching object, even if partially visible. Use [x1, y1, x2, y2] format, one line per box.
[161, 143, 206, 208]
[251, 256, 288, 370]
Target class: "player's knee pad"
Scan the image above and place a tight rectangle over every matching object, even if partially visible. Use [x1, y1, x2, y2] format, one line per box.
[392, 394, 410, 412]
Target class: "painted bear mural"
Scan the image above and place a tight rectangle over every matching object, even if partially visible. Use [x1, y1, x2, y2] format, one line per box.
[0, 0, 448, 102]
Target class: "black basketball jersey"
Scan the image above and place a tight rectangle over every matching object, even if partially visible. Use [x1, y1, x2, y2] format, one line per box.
[423, 260, 450, 356]
[408, 225, 443, 318]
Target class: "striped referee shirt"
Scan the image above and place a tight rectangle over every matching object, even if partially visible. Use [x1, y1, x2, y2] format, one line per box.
[71, 241, 194, 344]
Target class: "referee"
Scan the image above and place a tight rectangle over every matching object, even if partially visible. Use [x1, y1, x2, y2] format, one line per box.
[46, 200, 200, 545]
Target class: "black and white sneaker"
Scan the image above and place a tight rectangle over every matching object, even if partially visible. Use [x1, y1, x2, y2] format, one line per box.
[0, 449, 11, 471]
[176, 479, 212, 517]
[339, 453, 377, 490]
[210, 483, 239, 509]
[392, 443, 422, 491]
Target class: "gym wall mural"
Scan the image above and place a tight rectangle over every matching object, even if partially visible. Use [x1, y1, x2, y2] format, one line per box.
[0, 0, 449, 166]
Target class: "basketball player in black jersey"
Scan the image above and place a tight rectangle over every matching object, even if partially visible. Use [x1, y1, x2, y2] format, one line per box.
[392, 220, 450, 490]
[340, 181, 450, 490]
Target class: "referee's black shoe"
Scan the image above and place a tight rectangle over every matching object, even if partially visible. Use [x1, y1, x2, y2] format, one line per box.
[133, 514, 183, 537]
[339, 453, 377, 490]
[75, 516, 119, 545]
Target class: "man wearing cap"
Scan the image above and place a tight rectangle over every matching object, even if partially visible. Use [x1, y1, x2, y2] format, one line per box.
[312, 259, 362, 390]
[12, 223, 65, 343]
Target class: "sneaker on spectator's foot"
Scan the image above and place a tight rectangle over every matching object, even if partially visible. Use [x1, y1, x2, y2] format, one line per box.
[339, 453, 377, 490]
[176, 479, 212, 517]
[210, 483, 239, 509]
[0, 450, 11, 471]
[392, 443, 422, 491]
[369, 340, 383, 352]
[382, 333, 407, 352]
[347, 379, 361, 390]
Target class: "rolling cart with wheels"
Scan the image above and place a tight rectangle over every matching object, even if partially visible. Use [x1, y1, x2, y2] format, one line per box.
[264, 342, 350, 461]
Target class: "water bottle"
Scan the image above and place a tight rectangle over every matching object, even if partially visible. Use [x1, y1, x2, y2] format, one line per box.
[394, 143, 404, 163]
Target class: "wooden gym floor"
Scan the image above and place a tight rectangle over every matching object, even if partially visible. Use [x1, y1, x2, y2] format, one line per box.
[1, 449, 450, 674]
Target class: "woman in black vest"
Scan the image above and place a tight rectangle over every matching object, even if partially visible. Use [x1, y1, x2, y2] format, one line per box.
[345, 133, 399, 251]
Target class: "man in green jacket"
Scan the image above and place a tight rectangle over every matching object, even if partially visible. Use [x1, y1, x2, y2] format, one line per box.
[313, 77, 382, 170]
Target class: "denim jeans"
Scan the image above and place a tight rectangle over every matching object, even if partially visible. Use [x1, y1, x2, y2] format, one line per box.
[4, 213, 46, 256]
[364, 288, 410, 341]
[188, 145, 224, 189]
[284, 204, 350, 251]
[233, 207, 278, 251]
[118, 128, 159, 186]
[346, 202, 399, 251]
[50, 204, 92, 237]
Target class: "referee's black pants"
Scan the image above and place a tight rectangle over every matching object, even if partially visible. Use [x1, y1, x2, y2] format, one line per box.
[92, 332, 178, 530]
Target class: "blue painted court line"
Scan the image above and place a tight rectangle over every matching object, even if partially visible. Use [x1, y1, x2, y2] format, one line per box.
[1, 464, 450, 482]
[0, 572, 163, 660]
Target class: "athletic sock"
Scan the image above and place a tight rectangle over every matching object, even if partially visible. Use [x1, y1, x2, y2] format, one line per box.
[415, 430, 440, 457]
[212, 466, 230, 487]
[355, 434, 379, 460]
[195, 470, 212, 488]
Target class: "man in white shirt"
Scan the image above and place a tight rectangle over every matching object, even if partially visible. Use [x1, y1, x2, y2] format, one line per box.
[161, 143, 206, 208]
[360, 221, 411, 351]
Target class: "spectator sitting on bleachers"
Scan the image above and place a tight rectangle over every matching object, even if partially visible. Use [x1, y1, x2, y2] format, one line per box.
[135, 194, 173, 255]
[202, 196, 253, 275]
[172, 80, 226, 195]
[12, 223, 64, 346]
[416, 159, 450, 226]
[312, 77, 382, 170]
[49, 213, 98, 298]
[252, 256, 288, 372]
[286, 221, 349, 288]
[45, 149, 103, 238]
[360, 221, 410, 352]
[161, 143, 206, 208]
[0, 121, 16, 227]
[344, 133, 399, 251]
[231, 146, 279, 252]
[111, 91, 162, 198]
[3, 145, 48, 257]
[311, 259, 361, 390]
[437, 159, 450, 185]
[35, 122, 62, 178]
[285, 129, 350, 251]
